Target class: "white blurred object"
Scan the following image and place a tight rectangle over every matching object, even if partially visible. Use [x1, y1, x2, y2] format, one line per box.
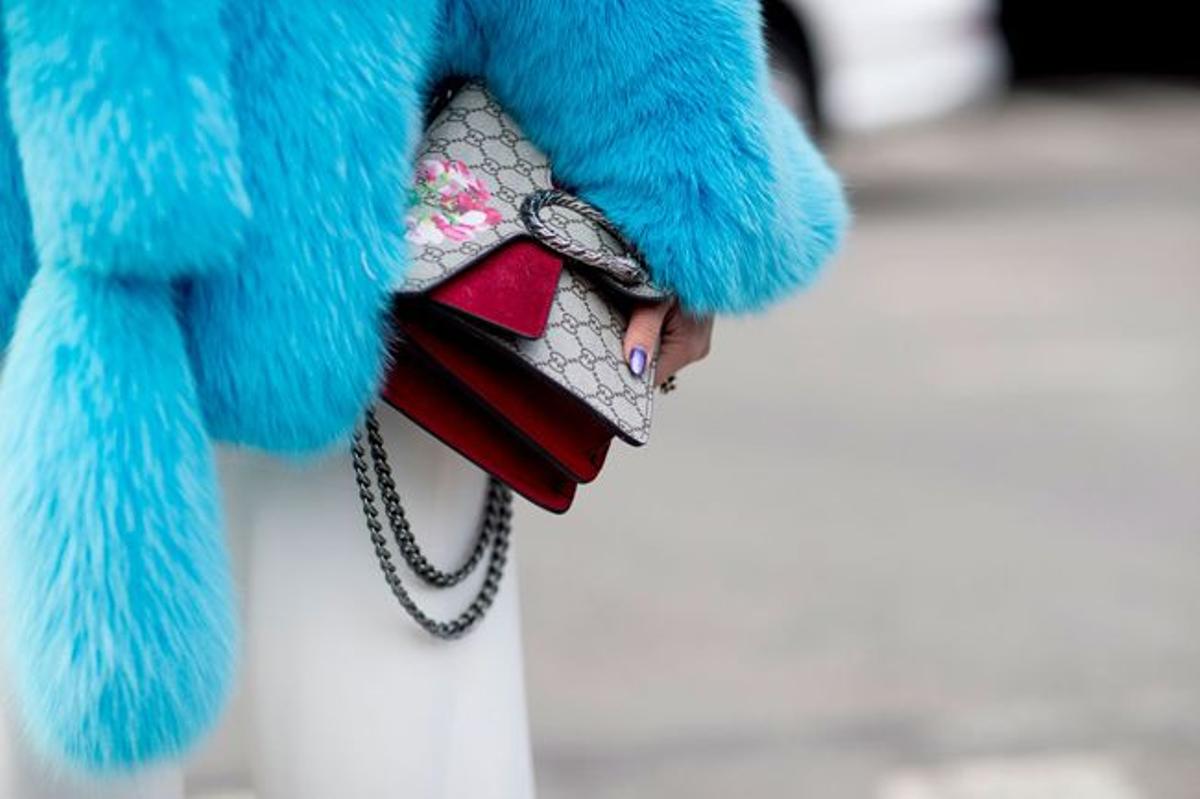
[770, 0, 1007, 132]
[878, 755, 1142, 799]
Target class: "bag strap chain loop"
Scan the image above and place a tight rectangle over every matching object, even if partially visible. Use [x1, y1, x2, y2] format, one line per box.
[353, 407, 513, 639]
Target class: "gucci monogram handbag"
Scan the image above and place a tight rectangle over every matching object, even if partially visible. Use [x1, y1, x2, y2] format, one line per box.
[353, 81, 669, 636]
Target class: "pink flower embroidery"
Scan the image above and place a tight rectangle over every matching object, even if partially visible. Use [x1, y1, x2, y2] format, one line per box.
[406, 159, 503, 246]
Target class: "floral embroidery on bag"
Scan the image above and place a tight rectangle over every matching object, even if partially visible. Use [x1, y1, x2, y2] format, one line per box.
[405, 159, 503, 246]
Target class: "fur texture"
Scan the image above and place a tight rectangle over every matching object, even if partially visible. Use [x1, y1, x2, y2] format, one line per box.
[0, 0, 243, 773]
[186, 0, 438, 453]
[439, 0, 849, 314]
[0, 270, 235, 770]
[3, 0, 249, 279]
[0, 31, 35, 351]
[0, 0, 846, 775]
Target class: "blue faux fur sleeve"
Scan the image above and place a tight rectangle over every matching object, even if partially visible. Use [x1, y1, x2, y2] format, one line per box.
[2, 1, 249, 279]
[0, 4, 246, 770]
[439, 0, 848, 314]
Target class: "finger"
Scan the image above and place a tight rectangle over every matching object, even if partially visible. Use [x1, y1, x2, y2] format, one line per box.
[623, 301, 672, 380]
[655, 337, 690, 385]
[656, 313, 714, 386]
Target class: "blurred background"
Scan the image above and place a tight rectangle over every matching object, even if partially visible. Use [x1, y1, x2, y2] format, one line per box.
[518, 2, 1200, 797]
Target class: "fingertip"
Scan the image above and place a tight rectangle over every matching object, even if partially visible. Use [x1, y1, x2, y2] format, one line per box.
[623, 302, 669, 357]
[628, 345, 648, 379]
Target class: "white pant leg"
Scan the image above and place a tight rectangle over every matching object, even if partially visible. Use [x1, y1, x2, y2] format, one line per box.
[192, 406, 536, 799]
[182, 445, 260, 798]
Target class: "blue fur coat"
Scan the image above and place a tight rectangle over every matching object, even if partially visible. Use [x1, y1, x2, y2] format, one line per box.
[0, 0, 846, 774]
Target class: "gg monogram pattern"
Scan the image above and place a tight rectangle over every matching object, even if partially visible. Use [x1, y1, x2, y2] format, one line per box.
[396, 83, 662, 445]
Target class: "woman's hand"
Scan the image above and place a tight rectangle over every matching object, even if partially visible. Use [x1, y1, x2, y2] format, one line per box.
[623, 300, 715, 388]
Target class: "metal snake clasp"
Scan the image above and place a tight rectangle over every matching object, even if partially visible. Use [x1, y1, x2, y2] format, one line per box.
[519, 189, 650, 287]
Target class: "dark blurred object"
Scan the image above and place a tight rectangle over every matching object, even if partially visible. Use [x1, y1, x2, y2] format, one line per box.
[763, 0, 824, 135]
[763, 0, 1005, 135]
[1002, 1, 1200, 78]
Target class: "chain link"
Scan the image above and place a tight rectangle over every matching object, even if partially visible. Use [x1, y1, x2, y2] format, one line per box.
[352, 407, 513, 640]
[363, 411, 496, 588]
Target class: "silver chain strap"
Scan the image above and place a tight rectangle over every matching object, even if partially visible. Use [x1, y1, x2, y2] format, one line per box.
[352, 407, 513, 639]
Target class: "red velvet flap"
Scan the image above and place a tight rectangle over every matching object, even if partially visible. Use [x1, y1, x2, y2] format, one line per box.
[397, 309, 615, 484]
[429, 240, 562, 339]
[382, 346, 580, 514]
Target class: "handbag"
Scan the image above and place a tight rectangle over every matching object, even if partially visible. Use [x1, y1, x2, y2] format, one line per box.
[353, 81, 669, 637]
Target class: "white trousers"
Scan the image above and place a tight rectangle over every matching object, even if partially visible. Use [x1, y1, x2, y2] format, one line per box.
[0, 407, 536, 799]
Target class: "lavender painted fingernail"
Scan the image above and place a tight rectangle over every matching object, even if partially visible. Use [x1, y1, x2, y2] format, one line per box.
[629, 346, 648, 379]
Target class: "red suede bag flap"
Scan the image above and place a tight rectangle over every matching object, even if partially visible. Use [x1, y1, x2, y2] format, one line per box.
[429, 240, 562, 339]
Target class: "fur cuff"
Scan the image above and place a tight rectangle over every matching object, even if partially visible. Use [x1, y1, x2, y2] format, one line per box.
[3, 2, 249, 279]
[445, 0, 848, 315]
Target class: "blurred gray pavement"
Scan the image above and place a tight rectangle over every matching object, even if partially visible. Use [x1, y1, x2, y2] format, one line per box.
[517, 83, 1200, 798]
